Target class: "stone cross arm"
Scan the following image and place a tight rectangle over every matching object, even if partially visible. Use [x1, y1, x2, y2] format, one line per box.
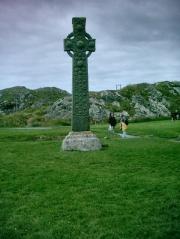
[63, 17, 95, 132]
[64, 18, 95, 57]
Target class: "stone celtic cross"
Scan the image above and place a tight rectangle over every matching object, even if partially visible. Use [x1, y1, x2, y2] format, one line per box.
[64, 17, 95, 131]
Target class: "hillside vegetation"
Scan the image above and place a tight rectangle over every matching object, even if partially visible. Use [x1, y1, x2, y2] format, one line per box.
[0, 81, 179, 127]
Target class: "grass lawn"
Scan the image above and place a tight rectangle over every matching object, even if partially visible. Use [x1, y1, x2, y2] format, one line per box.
[0, 120, 180, 239]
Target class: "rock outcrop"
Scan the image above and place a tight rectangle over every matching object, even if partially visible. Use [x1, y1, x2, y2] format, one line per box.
[0, 86, 70, 114]
[0, 81, 179, 125]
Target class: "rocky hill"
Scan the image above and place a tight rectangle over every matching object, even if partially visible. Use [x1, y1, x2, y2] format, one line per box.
[0, 86, 70, 114]
[0, 81, 179, 127]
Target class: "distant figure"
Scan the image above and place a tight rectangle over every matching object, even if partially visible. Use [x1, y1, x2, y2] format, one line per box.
[108, 112, 117, 132]
[120, 112, 129, 138]
[171, 110, 180, 121]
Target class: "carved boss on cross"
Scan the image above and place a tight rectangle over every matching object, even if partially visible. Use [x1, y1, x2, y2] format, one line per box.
[64, 18, 95, 58]
[64, 18, 96, 132]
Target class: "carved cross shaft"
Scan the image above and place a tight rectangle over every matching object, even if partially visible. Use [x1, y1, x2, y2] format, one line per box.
[64, 17, 95, 131]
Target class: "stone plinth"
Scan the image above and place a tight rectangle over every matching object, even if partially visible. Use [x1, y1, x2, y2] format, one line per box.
[62, 131, 102, 151]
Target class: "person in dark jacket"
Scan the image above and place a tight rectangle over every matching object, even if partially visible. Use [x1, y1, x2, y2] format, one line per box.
[171, 110, 180, 121]
[108, 112, 117, 132]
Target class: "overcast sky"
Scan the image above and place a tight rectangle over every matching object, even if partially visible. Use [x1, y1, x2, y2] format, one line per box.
[0, 0, 180, 92]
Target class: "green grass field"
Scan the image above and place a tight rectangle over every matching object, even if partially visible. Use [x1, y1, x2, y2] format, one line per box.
[0, 121, 180, 239]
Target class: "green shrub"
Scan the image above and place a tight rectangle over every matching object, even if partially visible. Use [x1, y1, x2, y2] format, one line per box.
[27, 115, 46, 127]
[0, 112, 28, 127]
[44, 119, 71, 126]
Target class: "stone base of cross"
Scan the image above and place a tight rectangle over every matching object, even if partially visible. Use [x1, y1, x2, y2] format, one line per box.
[62, 131, 101, 151]
[61, 17, 101, 151]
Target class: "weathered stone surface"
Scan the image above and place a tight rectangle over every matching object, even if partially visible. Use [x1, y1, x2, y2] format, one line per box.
[62, 131, 102, 151]
[46, 84, 173, 121]
[62, 17, 101, 151]
[89, 97, 108, 122]
[47, 96, 110, 122]
[64, 17, 95, 131]
[46, 96, 72, 120]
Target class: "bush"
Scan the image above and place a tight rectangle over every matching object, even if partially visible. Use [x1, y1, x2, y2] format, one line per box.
[27, 115, 45, 127]
[0, 112, 28, 127]
[44, 119, 71, 126]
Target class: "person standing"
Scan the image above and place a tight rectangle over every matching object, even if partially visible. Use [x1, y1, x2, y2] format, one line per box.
[108, 112, 117, 132]
[120, 112, 129, 138]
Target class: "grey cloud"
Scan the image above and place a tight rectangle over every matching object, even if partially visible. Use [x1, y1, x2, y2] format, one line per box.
[0, 0, 180, 91]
